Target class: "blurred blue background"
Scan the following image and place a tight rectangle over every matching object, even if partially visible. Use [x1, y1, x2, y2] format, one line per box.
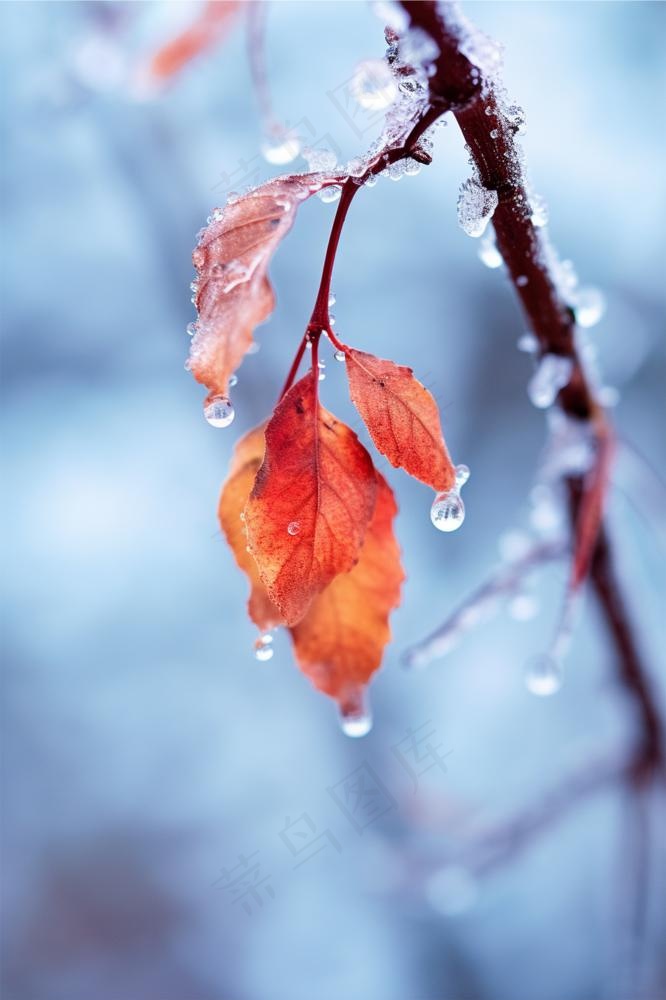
[2, 3, 665, 999]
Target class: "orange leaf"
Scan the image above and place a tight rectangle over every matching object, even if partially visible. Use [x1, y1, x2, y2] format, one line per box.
[244, 371, 378, 626]
[290, 472, 404, 707]
[189, 175, 324, 400]
[218, 424, 283, 632]
[345, 348, 455, 492]
[147, 1, 240, 82]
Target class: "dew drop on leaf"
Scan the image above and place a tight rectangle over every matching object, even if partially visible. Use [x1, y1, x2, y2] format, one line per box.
[204, 394, 235, 428]
[186, 321, 198, 337]
[334, 350, 346, 363]
[287, 521, 301, 536]
[254, 633, 274, 662]
[338, 685, 373, 738]
[525, 654, 562, 696]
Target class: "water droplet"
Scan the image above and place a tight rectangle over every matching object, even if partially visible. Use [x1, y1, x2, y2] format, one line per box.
[350, 58, 397, 111]
[430, 474, 467, 533]
[527, 354, 573, 409]
[338, 686, 373, 738]
[287, 521, 300, 536]
[478, 234, 503, 268]
[254, 633, 274, 662]
[318, 185, 342, 204]
[525, 654, 562, 696]
[261, 133, 301, 165]
[457, 177, 498, 238]
[190, 280, 199, 294]
[318, 360, 326, 381]
[204, 394, 235, 428]
[329, 313, 336, 327]
[426, 865, 478, 916]
[516, 275, 529, 287]
[364, 174, 378, 188]
[490, 128, 499, 139]
[247, 341, 260, 355]
[328, 291, 336, 307]
[229, 374, 238, 388]
[574, 287, 605, 328]
[334, 350, 346, 363]
[186, 322, 198, 337]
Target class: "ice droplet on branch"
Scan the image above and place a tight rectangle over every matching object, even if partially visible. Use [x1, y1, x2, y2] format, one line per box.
[350, 58, 397, 111]
[457, 178, 499, 238]
[527, 354, 573, 409]
[430, 464, 470, 533]
[318, 185, 342, 204]
[573, 287, 606, 328]
[204, 395, 235, 428]
[478, 233, 503, 268]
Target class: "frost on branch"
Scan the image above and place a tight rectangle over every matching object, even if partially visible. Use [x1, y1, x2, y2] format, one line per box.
[188, 174, 329, 405]
[244, 372, 378, 626]
[345, 348, 455, 492]
[290, 473, 404, 708]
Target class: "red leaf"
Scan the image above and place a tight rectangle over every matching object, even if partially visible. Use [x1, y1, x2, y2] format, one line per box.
[147, 1, 240, 83]
[189, 175, 325, 400]
[218, 424, 283, 632]
[290, 472, 404, 706]
[244, 371, 378, 626]
[345, 348, 455, 492]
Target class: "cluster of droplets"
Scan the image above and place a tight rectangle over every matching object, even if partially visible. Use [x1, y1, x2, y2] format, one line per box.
[457, 177, 499, 238]
[430, 464, 470, 533]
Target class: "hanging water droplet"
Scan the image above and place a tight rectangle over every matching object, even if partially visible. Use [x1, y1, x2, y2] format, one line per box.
[254, 633, 274, 662]
[350, 58, 397, 111]
[204, 394, 235, 428]
[287, 521, 300, 536]
[318, 185, 342, 204]
[328, 291, 336, 307]
[457, 177, 499, 238]
[229, 374, 238, 388]
[261, 132, 301, 165]
[334, 350, 346, 363]
[525, 654, 562, 696]
[247, 341, 260, 355]
[186, 322, 198, 337]
[430, 478, 467, 533]
[527, 354, 573, 409]
[338, 686, 373, 738]
[318, 360, 326, 382]
[329, 313, 336, 327]
[478, 233, 503, 269]
[190, 280, 199, 294]
[574, 287, 605, 328]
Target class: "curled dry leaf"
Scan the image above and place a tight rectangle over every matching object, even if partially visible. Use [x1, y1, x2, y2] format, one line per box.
[147, 1, 240, 83]
[218, 424, 283, 632]
[244, 372, 378, 626]
[290, 472, 404, 705]
[345, 348, 455, 492]
[189, 175, 325, 400]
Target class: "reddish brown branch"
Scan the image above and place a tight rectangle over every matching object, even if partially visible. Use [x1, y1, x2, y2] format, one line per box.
[399, 0, 663, 777]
